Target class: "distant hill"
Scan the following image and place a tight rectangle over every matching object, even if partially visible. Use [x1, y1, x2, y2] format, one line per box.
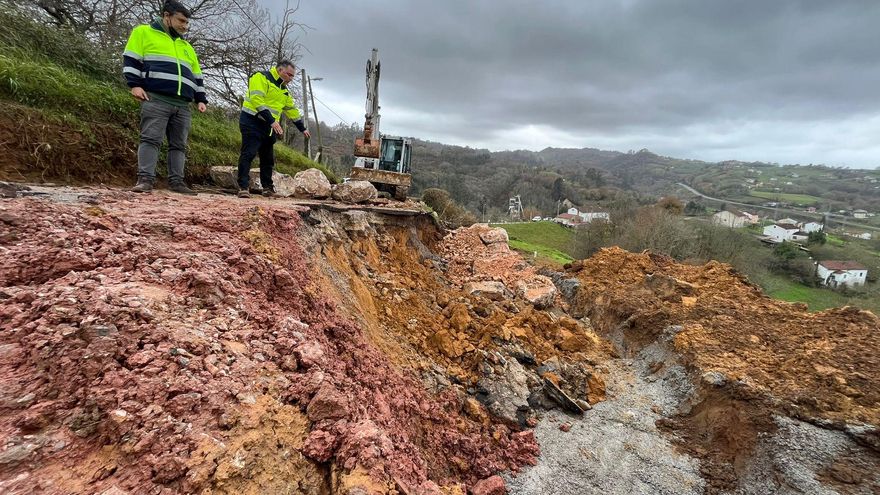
[314, 124, 880, 216]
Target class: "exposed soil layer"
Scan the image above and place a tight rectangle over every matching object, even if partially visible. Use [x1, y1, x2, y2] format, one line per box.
[565, 247, 880, 492]
[0, 103, 137, 186]
[0, 191, 542, 494]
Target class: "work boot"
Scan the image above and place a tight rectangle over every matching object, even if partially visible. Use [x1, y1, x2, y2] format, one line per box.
[131, 180, 153, 193]
[238, 189, 251, 198]
[169, 183, 198, 196]
[262, 186, 277, 198]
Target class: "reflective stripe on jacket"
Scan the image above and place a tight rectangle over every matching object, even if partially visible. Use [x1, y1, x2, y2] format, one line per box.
[122, 21, 207, 104]
[241, 67, 305, 132]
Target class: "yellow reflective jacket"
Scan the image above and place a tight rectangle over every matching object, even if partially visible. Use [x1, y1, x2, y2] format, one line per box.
[241, 67, 305, 131]
[122, 20, 207, 103]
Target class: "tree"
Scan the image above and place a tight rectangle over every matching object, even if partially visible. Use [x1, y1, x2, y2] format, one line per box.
[656, 196, 684, 215]
[22, 0, 309, 107]
[806, 231, 826, 245]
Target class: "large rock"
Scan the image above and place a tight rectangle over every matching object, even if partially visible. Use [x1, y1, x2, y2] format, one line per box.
[210, 166, 257, 189]
[477, 357, 532, 424]
[272, 172, 298, 197]
[479, 228, 509, 245]
[515, 276, 557, 309]
[464, 281, 507, 301]
[293, 168, 332, 199]
[332, 180, 378, 204]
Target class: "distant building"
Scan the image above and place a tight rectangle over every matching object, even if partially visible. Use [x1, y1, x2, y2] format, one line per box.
[712, 210, 748, 228]
[555, 208, 610, 228]
[841, 231, 873, 240]
[763, 224, 802, 243]
[817, 261, 868, 289]
[802, 222, 824, 233]
[853, 209, 868, 219]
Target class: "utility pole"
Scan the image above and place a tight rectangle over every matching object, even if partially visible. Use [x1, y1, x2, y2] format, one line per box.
[301, 68, 311, 159]
[308, 76, 323, 164]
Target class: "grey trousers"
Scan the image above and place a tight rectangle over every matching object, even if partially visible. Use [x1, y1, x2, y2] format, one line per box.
[137, 99, 192, 184]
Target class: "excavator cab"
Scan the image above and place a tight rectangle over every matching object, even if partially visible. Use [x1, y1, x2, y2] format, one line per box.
[379, 136, 411, 173]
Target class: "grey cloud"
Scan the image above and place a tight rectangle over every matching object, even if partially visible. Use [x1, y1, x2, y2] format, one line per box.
[259, 0, 880, 167]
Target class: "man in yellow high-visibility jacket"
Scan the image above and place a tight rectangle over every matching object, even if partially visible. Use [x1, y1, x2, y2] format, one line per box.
[123, 0, 208, 195]
[237, 60, 311, 198]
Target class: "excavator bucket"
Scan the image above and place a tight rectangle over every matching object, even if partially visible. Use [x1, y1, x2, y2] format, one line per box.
[354, 137, 380, 158]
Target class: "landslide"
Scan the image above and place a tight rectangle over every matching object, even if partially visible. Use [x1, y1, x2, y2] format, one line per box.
[0, 190, 613, 494]
[565, 247, 880, 492]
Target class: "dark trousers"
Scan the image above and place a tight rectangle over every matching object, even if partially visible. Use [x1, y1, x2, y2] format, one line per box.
[237, 113, 277, 190]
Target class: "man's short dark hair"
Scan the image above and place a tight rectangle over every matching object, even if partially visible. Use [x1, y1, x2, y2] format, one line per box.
[278, 59, 295, 69]
[163, 0, 192, 18]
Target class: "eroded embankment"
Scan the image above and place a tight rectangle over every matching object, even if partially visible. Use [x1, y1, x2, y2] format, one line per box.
[0, 189, 614, 495]
[562, 248, 880, 494]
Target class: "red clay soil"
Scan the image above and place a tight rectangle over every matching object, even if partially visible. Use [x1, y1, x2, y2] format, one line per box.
[0, 192, 538, 494]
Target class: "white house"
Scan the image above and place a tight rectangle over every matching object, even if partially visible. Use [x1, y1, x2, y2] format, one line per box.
[578, 211, 610, 223]
[817, 261, 868, 289]
[777, 218, 800, 227]
[556, 208, 610, 227]
[712, 210, 747, 228]
[802, 222, 824, 233]
[853, 209, 868, 219]
[763, 223, 801, 242]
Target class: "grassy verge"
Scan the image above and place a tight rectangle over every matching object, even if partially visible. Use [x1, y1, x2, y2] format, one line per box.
[491, 222, 576, 265]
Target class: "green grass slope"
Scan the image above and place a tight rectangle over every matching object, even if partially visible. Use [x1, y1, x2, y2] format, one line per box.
[0, 7, 334, 185]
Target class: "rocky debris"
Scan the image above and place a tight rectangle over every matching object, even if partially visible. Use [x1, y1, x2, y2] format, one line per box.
[479, 228, 509, 249]
[564, 247, 880, 492]
[293, 168, 332, 198]
[567, 247, 880, 426]
[0, 192, 539, 494]
[515, 276, 557, 309]
[464, 281, 507, 301]
[332, 180, 378, 204]
[439, 225, 561, 309]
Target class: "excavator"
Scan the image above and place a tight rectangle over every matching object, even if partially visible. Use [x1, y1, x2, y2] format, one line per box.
[350, 49, 412, 201]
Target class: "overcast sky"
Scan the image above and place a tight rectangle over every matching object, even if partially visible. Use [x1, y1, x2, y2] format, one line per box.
[260, 0, 880, 169]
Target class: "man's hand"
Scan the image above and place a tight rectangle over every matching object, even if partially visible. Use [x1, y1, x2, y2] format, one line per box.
[131, 87, 149, 101]
[303, 130, 311, 139]
[197, 103, 207, 113]
[271, 122, 285, 136]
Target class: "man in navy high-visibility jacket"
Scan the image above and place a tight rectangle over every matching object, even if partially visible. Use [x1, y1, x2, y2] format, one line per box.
[123, 0, 208, 195]
[236, 60, 310, 198]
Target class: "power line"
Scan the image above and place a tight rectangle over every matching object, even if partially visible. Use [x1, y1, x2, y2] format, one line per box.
[312, 94, 352, 126]
[228, 0, 275, 46]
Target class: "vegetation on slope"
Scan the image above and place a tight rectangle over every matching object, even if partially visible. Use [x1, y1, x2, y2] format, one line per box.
[0, 7, 335, 185]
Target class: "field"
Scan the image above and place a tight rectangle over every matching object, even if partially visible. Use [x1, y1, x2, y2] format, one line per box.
[491, 222, 575, 265]
[748, 190, 823, 205]
[756, 274, 880, 314]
